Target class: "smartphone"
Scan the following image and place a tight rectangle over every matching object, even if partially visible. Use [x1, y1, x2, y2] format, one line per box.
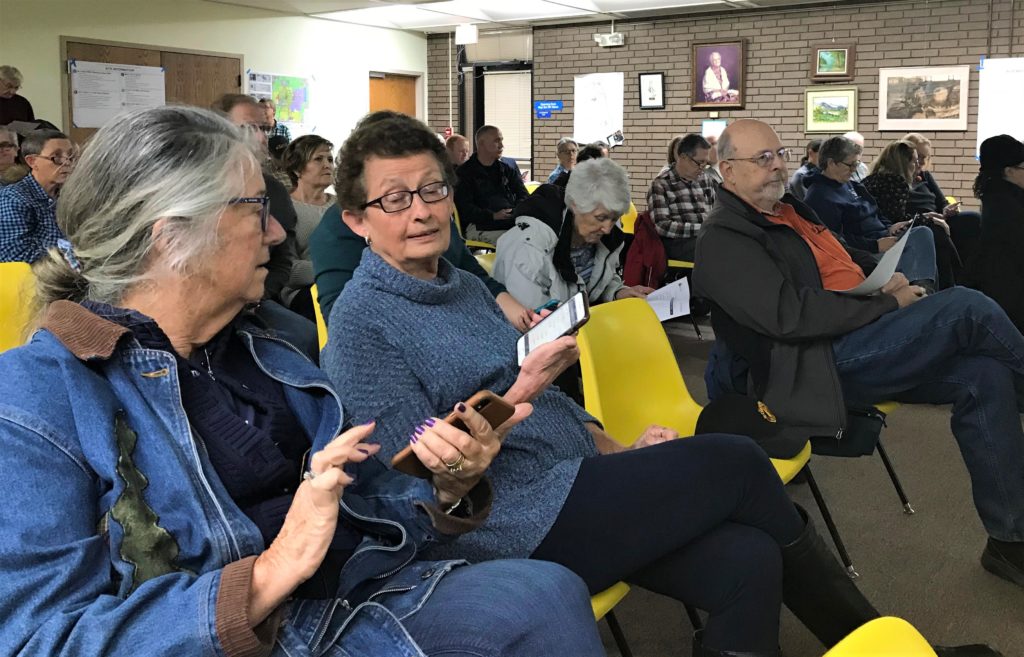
[390, 390, 515, 479]
[516, 291, 589, 366]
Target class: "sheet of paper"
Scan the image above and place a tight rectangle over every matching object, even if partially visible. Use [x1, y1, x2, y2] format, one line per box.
[573, 72, 623, 145]
[2, 120, 42, 135]
[70, 60, 164, 129]
[835, 225, 911, 296]
[646, 277, 691, 322]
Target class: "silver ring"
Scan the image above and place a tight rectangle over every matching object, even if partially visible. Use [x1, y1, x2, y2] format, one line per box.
[303, 470, 317, 481]
[443, 453, 466, 474]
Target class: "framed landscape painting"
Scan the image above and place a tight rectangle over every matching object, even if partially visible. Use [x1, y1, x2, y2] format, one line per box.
[878, 65, 970, 131]
[805, 86, 857, 133]
[810, 43, 855, 82]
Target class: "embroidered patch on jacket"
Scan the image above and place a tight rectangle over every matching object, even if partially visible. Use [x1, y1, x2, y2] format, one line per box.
[111, 412, 192, 591]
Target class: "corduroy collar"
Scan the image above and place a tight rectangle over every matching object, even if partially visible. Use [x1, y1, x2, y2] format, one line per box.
[39, 300, 131, 361]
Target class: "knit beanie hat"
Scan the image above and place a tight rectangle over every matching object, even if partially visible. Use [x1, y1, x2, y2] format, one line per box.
[979, 134, 1024, 172]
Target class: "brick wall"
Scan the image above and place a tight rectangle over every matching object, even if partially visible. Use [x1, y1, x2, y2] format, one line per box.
[427, 33, 459, 135]
[428, 0, 1020, 210]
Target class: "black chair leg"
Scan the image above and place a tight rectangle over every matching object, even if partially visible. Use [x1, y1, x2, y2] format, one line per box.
[803, 463, 859, 579]
[605, 610, 634, 657]
[685, 603, 703, 630]
[876, 438, 915, 515]
[689, 314, 703, 340]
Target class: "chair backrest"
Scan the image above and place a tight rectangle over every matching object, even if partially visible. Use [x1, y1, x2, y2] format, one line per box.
[475, 252, 495, 275]
[0, 262, 36, 353]
[525, 181, 541, 194]
[619, 202, 638, 234]
[577, 297, 703, 446]
[452, 208, 464, 236]
[310, 283, 328, 351]
[823, 617, 936, 657]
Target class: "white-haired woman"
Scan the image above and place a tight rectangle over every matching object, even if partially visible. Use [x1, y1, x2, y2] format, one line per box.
[0, 105, 606, 657]
[493, 158, 653, 311]
[0, 65, 33, 124]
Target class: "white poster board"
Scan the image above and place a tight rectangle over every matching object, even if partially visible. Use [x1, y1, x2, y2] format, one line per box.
[70, 60, 165, 129]
[573, 72, 623, 145]
[977, 57, 1024, 156]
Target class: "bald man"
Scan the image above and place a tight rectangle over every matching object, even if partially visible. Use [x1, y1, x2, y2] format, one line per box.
[694, 119, 1024, 589]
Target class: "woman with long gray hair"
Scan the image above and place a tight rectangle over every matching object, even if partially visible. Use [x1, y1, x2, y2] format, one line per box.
[0, 105, 605, 657]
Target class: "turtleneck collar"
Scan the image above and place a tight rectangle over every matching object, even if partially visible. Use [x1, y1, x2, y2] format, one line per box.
[356, 248, 459, 305]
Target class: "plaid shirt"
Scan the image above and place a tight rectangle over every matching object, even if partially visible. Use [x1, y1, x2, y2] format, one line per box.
[270, 121, 291, 141]
[0, 174, 63, 263]
[646, 168, 717, 240]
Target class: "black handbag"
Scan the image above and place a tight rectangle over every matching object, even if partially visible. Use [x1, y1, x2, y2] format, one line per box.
[809, 405, 886, 457]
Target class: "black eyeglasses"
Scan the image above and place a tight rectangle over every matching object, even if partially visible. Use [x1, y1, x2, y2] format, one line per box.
[36, 154, 77, 167]
[0, 142, 16, 150]
[229, 195, 271, 232]
[726, 148, 792, 168]
[682, 153, 711, 170]
[839, 159, 862, 171]
[361, 181, 450, 213]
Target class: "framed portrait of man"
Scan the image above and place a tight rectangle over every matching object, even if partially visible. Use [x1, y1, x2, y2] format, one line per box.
[692, 40, 746, 110]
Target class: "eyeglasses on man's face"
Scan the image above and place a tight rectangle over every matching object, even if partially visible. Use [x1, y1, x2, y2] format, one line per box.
[36, 153, 77, 167]
[0, 142, 16, 150]
[229, 195, 271, 232]
[682, 153, 711, 169]
[361, 181, 450, 214]
[727, 148, 792, 168]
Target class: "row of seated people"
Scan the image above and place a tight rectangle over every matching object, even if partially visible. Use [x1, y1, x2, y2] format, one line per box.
[0, 105, 1010, 656]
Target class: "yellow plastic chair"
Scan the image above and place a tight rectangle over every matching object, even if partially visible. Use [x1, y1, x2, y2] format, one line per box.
[525, 181, 541, 194]
[452, 207, 496, 252]
[474, 252, 495, 275]
[0, 262, 36, 353]
[310, 284, 328, 352]
[591, 582, 633, 656]
[578, 299, 858, 575]
[823, 617, 936, 656]
[619, 203, 638, 234]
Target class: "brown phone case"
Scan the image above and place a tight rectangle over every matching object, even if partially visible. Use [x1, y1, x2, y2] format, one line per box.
[391, 390, 515, 479]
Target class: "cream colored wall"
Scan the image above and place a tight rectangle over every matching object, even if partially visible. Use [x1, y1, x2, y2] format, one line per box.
[0, 0, 427, 145]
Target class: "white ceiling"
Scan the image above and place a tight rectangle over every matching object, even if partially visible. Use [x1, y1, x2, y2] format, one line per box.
[206, 0, 860, 32]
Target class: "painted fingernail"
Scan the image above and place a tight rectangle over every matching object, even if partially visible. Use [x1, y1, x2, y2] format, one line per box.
[425, 418, 436, 427]
[357, 448, 370, 454]
[414, 425, 425, 435]
[457, 403, 466, 412]
[410, 434, 418, 444]
[363, 419, 376, 426]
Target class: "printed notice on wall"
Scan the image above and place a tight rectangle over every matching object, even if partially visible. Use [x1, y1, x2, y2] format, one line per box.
[70, 60, 165, 129]
[977, 58, 1024, 157]
[573, 72, 623, 145]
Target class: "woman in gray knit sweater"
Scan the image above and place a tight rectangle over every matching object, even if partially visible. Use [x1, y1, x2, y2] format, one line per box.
[321, 112, 985, 657]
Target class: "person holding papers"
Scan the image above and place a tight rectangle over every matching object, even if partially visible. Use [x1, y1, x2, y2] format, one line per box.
[695, 119, 1024, 590]
[804, 135, 939, 292]
[493, 158, 653, 311]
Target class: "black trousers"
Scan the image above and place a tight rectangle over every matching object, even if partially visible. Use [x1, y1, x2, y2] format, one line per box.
[531, 435, 804, 652]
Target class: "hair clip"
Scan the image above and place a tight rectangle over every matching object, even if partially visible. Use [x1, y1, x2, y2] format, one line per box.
[56, 238, 82, 273]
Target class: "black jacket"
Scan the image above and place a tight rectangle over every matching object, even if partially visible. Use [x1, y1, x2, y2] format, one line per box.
[263, 172, 299, 301]
[693, 188, 896, 454]
[454, 155, 528, 231]
[966, 179, 1024, 331]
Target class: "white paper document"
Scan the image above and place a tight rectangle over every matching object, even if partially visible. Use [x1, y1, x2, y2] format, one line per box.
[835, 225, 911, 296]
[646, 277, 691, 322]
[70, 60, 165, 129]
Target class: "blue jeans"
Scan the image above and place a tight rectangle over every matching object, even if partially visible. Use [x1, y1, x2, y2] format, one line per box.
[832, 287, 1024, 541]
[893, 225, 938, 284]
[314, 560, 605, 657]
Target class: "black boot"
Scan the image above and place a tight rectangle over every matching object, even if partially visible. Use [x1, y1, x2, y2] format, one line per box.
[780, 506, 881, 647]
[691, 630, 779, 657]
[981, 537, 1024, 588]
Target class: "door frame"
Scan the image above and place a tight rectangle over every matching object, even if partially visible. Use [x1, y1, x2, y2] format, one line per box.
[368, 68, 424, 121]
[60, 35, 245, 134]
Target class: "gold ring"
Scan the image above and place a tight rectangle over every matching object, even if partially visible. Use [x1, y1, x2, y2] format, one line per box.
[444, 453, 466, 473]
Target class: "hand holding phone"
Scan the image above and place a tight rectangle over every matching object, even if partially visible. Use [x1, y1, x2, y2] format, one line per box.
[517, 291, 589, 366]
[391, 391, 516, 479]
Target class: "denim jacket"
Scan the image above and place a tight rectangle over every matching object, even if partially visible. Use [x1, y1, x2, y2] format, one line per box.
[0, 301, 490, 657]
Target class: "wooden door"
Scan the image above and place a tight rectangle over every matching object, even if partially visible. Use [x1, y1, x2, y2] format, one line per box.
[369, 74, 417, 116]
[161, 51, 241, 109]
[65, 41, 161, 144]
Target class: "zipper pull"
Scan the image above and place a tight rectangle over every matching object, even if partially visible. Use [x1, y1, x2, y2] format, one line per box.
[835, 428, 844, 440]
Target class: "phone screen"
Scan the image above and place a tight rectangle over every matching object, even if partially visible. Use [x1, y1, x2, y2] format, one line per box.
[517, 292, 588, 365]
